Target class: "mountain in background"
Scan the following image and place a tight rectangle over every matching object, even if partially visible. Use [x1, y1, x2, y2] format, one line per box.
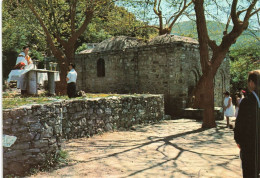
[171, 21, 259, 49]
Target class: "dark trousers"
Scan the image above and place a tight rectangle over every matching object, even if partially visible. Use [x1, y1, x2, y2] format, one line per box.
[67, 82, 76, 98]
[240, 148, 259, 178]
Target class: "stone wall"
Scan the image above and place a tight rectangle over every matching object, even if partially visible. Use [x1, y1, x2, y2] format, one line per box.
[3, 94, 164, 176]
[180, 107, 224, 121]
[75, 36, 230, 117]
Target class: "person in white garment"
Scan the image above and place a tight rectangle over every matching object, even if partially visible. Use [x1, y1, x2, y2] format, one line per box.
[66, 63, 77, 98]
[223, 91, 235, 128]
[16, 46, 34, 95]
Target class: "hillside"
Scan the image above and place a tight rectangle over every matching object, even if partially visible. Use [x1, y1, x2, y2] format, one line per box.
[172, 21, 260, 49]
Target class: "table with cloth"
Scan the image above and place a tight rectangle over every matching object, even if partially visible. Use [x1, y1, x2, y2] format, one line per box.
[7, 69, 60, 95]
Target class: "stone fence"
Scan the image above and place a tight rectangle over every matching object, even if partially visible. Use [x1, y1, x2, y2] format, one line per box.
[3, 94, 165, 176]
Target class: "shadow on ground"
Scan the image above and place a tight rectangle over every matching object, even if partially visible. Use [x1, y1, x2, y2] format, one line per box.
[29, 118, 242, 178]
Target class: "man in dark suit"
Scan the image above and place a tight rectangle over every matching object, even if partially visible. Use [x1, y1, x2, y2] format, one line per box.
[234, 70, 260, 178]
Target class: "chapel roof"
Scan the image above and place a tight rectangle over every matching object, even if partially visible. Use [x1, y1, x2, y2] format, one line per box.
[91, 36, 144, 52]
[79, 34, 198, 53]
[148, 34, 199, 45]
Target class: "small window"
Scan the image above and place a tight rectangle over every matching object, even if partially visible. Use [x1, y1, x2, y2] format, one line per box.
[97, 58, 105, 77]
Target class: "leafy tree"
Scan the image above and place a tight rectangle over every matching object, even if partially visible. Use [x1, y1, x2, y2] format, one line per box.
[2, 2, 47, 79]
[3, 1, 154, 89]
[230, 41, 260, 93]
[102, 4, 157, 40]
[192, 0, 259, 128]
[5, 0, 114, 94]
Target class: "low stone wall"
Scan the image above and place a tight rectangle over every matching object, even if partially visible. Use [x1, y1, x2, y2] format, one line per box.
[3, 94, 164, 176]
[180, 107, 224, 120]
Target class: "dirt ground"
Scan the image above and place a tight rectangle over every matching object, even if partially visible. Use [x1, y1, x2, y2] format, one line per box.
[28, 117, 242, 178]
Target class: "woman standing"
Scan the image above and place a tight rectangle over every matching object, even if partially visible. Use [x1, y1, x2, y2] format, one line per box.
[223, 91, 234, 128]
[235, 92, 244, 118]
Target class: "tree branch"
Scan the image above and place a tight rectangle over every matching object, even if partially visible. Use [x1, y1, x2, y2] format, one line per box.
[219, 0, 259, 51]
[167, 0, 186, 24]
[168, 0, 193, 30]
[56, 35, 67, 47]
[68, 4, 94, 45]
[193, 0, 211, 73]
[244, 0, 258, 21]
[231, 0, 240, 26]
[70, 0, 77, 35]
[15, 2, 45, 36]
[153, 0, 163, 31]
[237, 9, 247, 17]
[135, 25, 160, 30]
[49, 0, 59, 35]
[250, 8, 260, 17]
[25, 1, 64, 59]
[224, 15, 231, 35]
[257, 11, 260, 26]
[208, 39, 218, 51]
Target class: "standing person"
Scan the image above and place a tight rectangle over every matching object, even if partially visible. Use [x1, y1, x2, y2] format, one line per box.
[235, 92, 243, 118]
[239, 88, 246, 99]
[16, 46, 34, 95]
[234, 70, 260, 178]
[223, 91, 234, 128]
[66, 63, 77, 98]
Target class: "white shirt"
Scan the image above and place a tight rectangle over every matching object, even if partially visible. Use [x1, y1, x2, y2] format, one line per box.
[67, 69, 77, 83]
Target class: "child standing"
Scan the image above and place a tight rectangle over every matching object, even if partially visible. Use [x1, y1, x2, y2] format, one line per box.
[223, 91, 234, 128]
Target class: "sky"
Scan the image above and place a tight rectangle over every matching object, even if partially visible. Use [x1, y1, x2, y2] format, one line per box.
[117, 0, 260, 30]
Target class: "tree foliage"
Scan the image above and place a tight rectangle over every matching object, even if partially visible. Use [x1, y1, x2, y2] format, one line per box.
[3, 0, 156, 93]
[103, 5, 157, 39]
[2, 1, 47, 79]
[230, 41, 260, 93]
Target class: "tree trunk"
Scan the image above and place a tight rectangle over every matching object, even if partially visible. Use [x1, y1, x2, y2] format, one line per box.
[189, 68, 216, 128]
[50, 45, 77, 95]
[201, 71, 216, 128]
[192, 51, 227, 127]
[56, 60, 69, 95]
[159, 28, 171, 35]
[55, 47, 75, 95]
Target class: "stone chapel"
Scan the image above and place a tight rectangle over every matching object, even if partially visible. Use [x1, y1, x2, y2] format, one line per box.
[74, 34, 230, 116]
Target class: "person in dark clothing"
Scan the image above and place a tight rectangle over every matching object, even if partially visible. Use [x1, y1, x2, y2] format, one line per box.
[66, 63, 77, 98]
[234, 70, 260, 178]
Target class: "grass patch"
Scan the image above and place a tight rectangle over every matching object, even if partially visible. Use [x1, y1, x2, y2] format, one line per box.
[2, 89, 150, 109]
[27, 150, 69, 176]
[2, 92, 128, 109]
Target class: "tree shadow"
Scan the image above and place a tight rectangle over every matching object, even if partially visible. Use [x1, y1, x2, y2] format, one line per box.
[43, 120, 239, 177]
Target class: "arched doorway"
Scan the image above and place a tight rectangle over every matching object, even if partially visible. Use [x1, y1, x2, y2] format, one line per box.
[97, 58, 105, 77]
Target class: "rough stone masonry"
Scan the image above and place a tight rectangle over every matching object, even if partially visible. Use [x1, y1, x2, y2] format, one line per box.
[3, 94, 164, 176]
[76, 34, 230, 116]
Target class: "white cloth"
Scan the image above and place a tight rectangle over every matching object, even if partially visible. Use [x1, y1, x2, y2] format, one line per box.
[7, 69, 29, 82]
[224, 96, 235, 117]
[14, 52, 34, 90]
[67, 69, 77, 83]
[37, 72, 60, 85]
[8, 69, 60, 88]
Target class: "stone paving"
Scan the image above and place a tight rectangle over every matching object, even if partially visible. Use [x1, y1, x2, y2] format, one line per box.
[29, 117, 242, 178]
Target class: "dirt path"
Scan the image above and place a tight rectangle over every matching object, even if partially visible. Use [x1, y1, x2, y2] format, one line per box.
[28, 118, 242, 178]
